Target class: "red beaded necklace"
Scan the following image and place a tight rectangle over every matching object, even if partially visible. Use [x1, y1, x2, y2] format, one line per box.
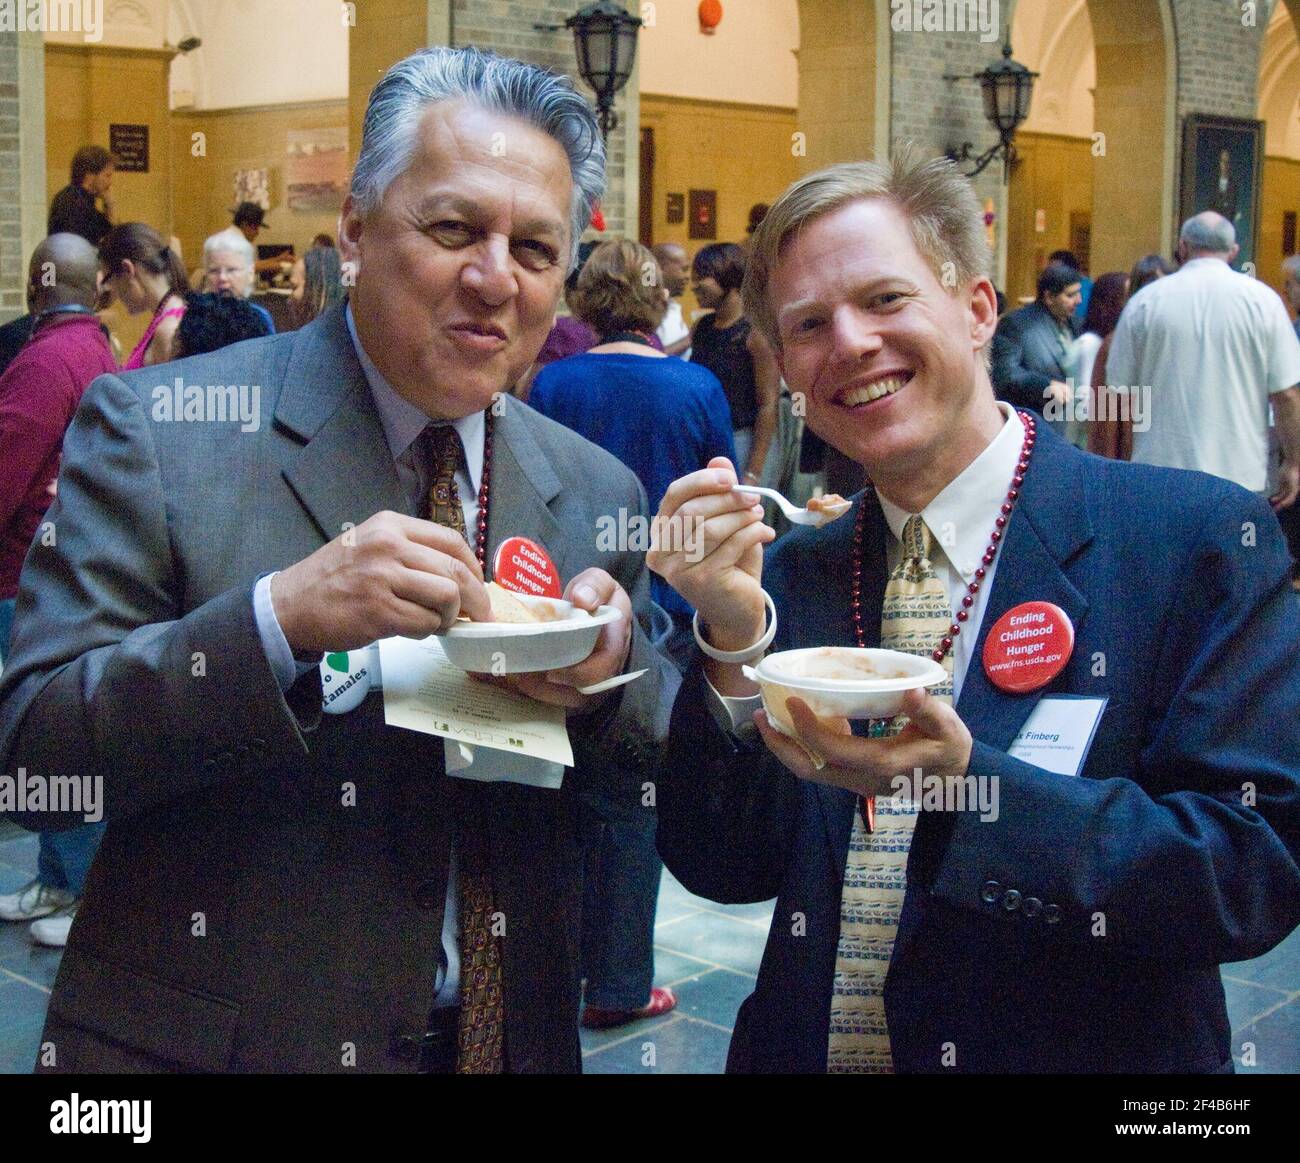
[472, 409, 494, 569]
[851, 410, 1037, 662]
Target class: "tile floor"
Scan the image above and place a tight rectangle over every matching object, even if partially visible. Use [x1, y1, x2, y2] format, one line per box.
[2, 826, 1297, 1073]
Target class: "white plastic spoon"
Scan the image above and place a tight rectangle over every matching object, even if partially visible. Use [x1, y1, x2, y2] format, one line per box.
[734, 484, 852, 527]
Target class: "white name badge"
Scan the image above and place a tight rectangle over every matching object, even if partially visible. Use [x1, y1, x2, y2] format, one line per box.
[320, 649, 372, 714]
[1006, 695, 1108, 777]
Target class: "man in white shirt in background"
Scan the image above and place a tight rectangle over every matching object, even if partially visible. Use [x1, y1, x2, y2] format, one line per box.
[1106, 211, 1300, 511]
[653, 242, 692, 357]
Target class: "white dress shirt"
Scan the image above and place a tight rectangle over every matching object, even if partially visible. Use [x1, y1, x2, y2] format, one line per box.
[710, 403, 1027, 730]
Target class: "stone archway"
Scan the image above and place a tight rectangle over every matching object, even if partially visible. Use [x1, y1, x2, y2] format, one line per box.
[1007, 0, 1176, 286]
[795, 0, 890, 170]
[1086, 0, 1176, 271]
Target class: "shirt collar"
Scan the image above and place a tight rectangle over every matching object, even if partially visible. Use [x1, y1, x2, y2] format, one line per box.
[876, 402, 1025, 580]
[344, 302, 484, 493]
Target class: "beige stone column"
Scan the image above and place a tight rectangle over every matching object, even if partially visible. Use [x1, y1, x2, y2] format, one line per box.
[16, 31, 46, 308]
[1088, 0, 1175, 273]
[348, 0, 451, 158]
[795, 0, 882, 172]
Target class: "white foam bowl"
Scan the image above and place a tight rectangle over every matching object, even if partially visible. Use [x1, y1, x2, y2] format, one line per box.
[743, 646, 948, 736]
[441, 594, 623, 674]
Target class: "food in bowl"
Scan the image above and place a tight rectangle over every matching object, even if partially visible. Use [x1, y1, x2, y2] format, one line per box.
[744, 646, 949, 738]
[768, 648, 910, 682]
[467, 582, 569, 625]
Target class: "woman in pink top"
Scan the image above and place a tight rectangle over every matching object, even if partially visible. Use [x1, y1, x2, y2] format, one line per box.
[99, 223, 191, 369]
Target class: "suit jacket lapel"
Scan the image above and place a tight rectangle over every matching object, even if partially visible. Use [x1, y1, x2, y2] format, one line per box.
[277, 305, 409, 540]
[486, 399, 566, 581]
[956, 424, 1093, 750]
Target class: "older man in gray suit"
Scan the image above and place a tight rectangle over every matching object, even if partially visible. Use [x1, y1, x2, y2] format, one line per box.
[0, 47, 677, 1073]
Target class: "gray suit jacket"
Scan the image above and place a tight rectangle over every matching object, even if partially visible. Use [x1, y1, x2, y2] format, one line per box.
[991, 301, 1075, 413]
[0, 304, 678, 1072]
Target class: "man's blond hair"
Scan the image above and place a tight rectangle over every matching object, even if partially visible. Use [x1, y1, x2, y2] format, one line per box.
[742, 149, 992, 349]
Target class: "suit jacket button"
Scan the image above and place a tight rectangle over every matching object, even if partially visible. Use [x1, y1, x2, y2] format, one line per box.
[980, 879, 1002, 904]
[1001, 889, 1022, 911]
[202, 758, 217, 773]
[1043, 903, 1061, 924]
[413, 881, 442, 911]
[1022, 896, 1043, 918]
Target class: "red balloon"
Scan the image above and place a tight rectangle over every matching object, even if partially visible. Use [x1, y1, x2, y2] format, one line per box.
[698, 0, 723, 32]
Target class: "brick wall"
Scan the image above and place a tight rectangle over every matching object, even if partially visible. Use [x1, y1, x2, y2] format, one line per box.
[889, 25, 1008, 236]
[450, 0, 633, 239]
[1171, 0, 1266, 125]
[0, 32, 22, 318]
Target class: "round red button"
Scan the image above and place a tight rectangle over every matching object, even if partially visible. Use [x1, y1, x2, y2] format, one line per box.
[492, 536, 562, 598]
[981, 601, 1074, 694]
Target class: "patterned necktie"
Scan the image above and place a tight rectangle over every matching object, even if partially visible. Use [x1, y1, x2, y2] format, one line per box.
[424, 424, 506, 1074]
[827, 514, 955, 1073]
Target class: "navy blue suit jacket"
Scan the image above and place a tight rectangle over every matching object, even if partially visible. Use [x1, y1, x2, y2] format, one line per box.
[656, 423, 1300, 1073]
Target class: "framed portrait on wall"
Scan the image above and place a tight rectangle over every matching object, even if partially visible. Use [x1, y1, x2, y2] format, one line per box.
[1179, 114, 1263, 271]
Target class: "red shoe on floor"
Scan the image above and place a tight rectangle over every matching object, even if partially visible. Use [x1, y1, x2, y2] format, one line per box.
[581, 986, 678, 1030]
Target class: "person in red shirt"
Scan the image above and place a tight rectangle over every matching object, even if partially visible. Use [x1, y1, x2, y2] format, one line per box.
[0, 233, 117, 948]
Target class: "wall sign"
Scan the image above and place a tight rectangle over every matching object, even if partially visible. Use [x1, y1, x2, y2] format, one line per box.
[109, 124, 149, 173]
[666, 192, 685, 224]
[688, 189, 717, 240]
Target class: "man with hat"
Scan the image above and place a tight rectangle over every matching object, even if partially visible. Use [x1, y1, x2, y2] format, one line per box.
[232, 201, 293, 276]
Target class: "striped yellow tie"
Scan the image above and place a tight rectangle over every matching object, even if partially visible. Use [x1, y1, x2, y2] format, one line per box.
[827, 515, 954, 1073]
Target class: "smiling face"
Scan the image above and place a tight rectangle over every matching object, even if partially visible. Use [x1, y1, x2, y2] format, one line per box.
[340, 100, 573, 420]
[769, 197, 1002, 509]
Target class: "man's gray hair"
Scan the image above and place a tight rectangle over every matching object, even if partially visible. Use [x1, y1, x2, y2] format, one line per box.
[1179, 213, 1236, 256]
[350, 46, 605, 270]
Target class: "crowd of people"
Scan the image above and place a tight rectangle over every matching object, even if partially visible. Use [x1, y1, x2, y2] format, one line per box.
[991, 238, 1300, 565]
[0, 153, 347, 950]
[0, 44, 1296, 1075]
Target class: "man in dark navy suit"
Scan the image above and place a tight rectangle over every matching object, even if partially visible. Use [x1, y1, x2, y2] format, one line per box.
[648, 154, 1300, 1074]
